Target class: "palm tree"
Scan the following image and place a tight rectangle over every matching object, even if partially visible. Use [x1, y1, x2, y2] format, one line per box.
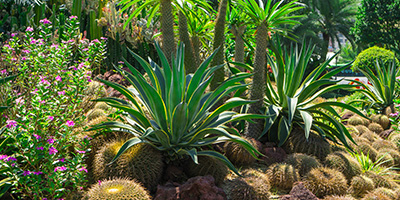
[295, 0, 358, 64]
[238, 0, 303, 139]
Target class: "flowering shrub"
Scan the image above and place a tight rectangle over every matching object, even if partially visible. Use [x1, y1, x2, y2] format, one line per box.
[0, 16, 106, 199]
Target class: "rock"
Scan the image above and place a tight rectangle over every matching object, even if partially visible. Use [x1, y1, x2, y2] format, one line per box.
[104, 70, 116, 80]
[108, 74, 123, 84]
[163, 165, 188, 183]
[263, 146, 287, 165]
[380, 129, 395, 139]
[155, 175, 227, 200]
[280, 182, 319, 200]
[341, 112, 354, 124]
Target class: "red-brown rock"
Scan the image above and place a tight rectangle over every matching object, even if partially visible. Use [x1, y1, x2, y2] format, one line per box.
[154, 175, 227, 200]
[280, 182, 319, 200]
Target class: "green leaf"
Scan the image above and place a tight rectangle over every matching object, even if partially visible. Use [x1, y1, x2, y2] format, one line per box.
[299, 110, 312, 140]
[277, 117, 290, 146]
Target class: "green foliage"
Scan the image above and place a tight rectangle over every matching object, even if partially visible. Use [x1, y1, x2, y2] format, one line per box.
[304, 167, 348, 198]
[0, 74, 17, 113]
[354, 59, 400, 113]
[351, 151, 397, 176]
[338, 43, 361, 64]
[262, 39, 366, 148]
[85, 178, 151, 200]
[352, 0, 400, 49]
[89, 43, 262, 175]
[351, 46, 399, 73]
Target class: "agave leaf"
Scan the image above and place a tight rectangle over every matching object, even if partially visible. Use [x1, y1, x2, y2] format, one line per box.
[171, 102, 189, 143]
[109, 137, 148, 164]
[277, 116, 290, 146]
[299, 110, 312, 140]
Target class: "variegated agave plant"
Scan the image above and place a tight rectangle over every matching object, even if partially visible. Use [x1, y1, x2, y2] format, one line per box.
[89, 43, 263, 174]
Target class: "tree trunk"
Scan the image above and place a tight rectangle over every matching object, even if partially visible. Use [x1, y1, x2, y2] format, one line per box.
[210, 0, 228, 91]
[160, 0, 175, 65]
[320, 32, 330, 65]
[232, 24, 246, 71]
[245, 23, 267, 139]
[192, 35, 201, 68]
[178, 11, 197, 73]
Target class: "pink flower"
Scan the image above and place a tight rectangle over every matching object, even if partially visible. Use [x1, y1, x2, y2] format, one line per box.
[31, 89, 38, 95]
[39, 100, 45, 104]
[101, 37, 107, 40]
[0, 155, 7, 160]
[66, 120, 75, 127]
[11, 57, 17, 61]
[98, 180, 101, 185]
[39, 18, 51, 24]
[0, 69, 7, 75]
[36, 147, 44, 150]
[57, 90, 66, 95]
[78, 167, 88, 173]
[6, 120, 17, 128]
[58, 158, 65, 162]
[23, 171, 31, 176]
[77, 150, 85, 154]
[15, 97, 24, 105]
[26, 27, 34, 32]
[47, 116, 54, 121]
[54, 166, 66, 172]
[47, 138, 55, 144]
[40, 78, 51, 85]
[33, 171, 43, 175]
[49, 147, 58, 155]
[69, 16, 78, 20]
[30, 39, 36, 44]
[390, 112, 399, 117]
[55, 75, 62, 82]
[21, 57, 26, 61]
[11, 33, 16, 37]
[118, 61, 124, 64]
[33, 134, 41, 140]
[22, 50, 30, 54]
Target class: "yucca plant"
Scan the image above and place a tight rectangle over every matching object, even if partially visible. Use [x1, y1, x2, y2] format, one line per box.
[262, 39, 367, 148]
[352, 60, 400, 114]
[89, 43, 263, 174]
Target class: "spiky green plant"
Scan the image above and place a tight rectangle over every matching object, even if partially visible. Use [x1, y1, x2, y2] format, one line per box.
[351, 151, 398, 175]
[353, 60, 400, 114]
[89, 43, 262, 175]
[238, 0, 303, 139]
[262, 39, 366, 147]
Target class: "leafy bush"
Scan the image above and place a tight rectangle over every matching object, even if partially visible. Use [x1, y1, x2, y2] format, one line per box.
[0, 16, 106, 199]
[90, 43, 262, 175]
[351, 46, 399, 73]
[262, 39, 366, 148]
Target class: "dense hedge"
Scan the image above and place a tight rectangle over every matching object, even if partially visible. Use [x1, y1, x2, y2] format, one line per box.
[351, 46, 399, 73]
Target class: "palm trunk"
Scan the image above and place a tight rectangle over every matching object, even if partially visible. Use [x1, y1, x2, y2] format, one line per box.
[321, 32, 330, 64]
[192, 35, 201, 68]
[178, 11, 197, 73]
[210, 0, 228, 91]
[245, 23, 267, 139]
[232, 24, 246, 71]
[160, 0, 175, 65]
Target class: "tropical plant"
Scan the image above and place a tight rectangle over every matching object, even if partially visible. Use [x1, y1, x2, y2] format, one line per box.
[262, 38, 367, 148]
[351, 46, 399, 73]
[352, 60, 400, 114]
[295, 0, 358, 65]
[237, 0, 303, 139]
[0, 74, 17, 114]
[89, 43, 263, 174]
[352, 0, 400, 49]
[351, 151, 397, 175]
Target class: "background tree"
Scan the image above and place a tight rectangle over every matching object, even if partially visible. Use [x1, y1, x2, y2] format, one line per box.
[352, 0, 400, 50]
[287, 0, 358, 66]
